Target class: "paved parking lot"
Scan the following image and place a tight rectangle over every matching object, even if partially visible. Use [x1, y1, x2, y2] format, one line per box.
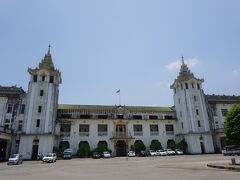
[0, 154, 239, 180]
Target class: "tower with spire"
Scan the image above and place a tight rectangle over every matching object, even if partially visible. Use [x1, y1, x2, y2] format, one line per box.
[171, 57, 214, 154]
[19, 45, 62, 159]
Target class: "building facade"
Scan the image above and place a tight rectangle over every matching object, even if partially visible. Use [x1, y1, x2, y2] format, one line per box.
[0, 48, 239, 160]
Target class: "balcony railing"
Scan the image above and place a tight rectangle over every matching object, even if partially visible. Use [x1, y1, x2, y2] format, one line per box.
[166, 131, 174, 135]
[79, 132, 89, 137]
[0, 126, 12, 134]
[98, 132, 108, 136]
[134, 131, 143, 136]
[150, 131, 159, 136]
[60, 132, 70, 137]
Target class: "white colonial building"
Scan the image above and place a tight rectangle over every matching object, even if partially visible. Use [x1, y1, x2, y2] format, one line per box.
[0, 48, 239, 160]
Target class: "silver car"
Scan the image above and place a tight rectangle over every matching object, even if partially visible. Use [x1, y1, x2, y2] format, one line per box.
[8, 154, 23, 165]
[42, 153, 57, 163]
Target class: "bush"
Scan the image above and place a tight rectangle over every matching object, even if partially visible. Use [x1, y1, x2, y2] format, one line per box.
[167, 139, 176, 149]
[149, 140, 162, 151]
[134, 140, 146, 154]
[176, 138, 188, 153]
[77, 143, 91, 158]
[53, 146, 62, 157]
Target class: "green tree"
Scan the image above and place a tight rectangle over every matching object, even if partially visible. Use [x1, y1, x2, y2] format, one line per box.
[134, 140, 146, 154]
[167, 139, 176, 149]
[78, 143, 91, 158]
[97, 143, 108, 154]
[176, 138, 188, 153]
[224, 104, 240, 146]
[130, 145, 135, 151]
[149, 140, 162, 151]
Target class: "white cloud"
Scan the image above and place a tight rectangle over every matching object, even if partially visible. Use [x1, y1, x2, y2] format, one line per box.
[166, 58, 200, 72]
[232, 69, 240, 76]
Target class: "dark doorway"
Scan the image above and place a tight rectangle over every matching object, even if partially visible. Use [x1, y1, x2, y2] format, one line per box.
[32, 139, 39, 160]
[220, 137, 226, 149]
[116, 140, 126, 157]
[0, 140, 7, 162]
[200, 142, 205, 154]
[59, 141, 70, 152]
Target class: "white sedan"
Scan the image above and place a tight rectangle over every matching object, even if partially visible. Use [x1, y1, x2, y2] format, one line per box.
[156, 150, 167, 156]
[102, 151, 111, 158]
[164, 149, 176, 155]
[175, 149, 184, 155]
[128, 151, 136, 157]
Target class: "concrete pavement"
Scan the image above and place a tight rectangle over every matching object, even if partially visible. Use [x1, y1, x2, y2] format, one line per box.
[0, 154, 239, 180]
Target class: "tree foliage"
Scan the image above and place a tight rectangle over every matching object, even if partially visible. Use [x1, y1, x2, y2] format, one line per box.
[167, 139, 176, 149]
[149, 140, 162, 151]
[134, 140, 146, 154]
[78, 142, 91, 158]
[176, 138, 188, 153]
[224, 104, 240, 146]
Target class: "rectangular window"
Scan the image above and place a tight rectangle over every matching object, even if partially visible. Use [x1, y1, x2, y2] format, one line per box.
[36, 119, 40, 127]
[40, 90, 44, 96]
[33, 75, 37, 82]
[185, 83, 189, 89]
[196, 109, 199, 115]
[20, 104, 25, 114]
[191, 83, 194, 88]
[221, 109, 228, 116]
[5, 119, 10, 123]
[98, 124, 108, 136]
[174, 89, 176, 94]
[117, 115, 124, 119]
[165, 124, 174, 135]
[149, 115, 158, 120]
[42, 76, 45, 82]
[18, 124, 23, 131]
[133, 125, 143, 136]
[38, 106, 42, 113]
[80, 114, 91, 119]
[150, 125, 159, 136]
[132, 115, 142, 120]
[181, 122, 184, 129]
[197, 84, 200, 90]
[50, 76, 54, 83]
[181, 84, 183, 90]
[197, 120, 201, 127]
[79, 124, 90, 136]
[194, 96, 197, 102]
[7, 104, 13, 113]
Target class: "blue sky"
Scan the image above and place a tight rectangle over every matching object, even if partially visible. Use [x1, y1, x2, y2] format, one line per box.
[0, 0, 240, 106]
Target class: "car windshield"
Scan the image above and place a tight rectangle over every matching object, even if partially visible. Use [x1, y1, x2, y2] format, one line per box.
[45, 154, 53, 157]
[10, 154, 18, 158]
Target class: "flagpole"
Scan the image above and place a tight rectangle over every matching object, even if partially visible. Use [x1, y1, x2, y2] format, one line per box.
[119, 91, 121, 105]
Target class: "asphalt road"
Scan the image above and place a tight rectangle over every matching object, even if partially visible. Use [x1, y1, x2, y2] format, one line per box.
[0, 154, 239, 180]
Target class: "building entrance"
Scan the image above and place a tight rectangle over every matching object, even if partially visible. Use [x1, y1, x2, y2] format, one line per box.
[32, 139, 39, 159]
[0, 140, 7, 162]
[116, 140, 127, 157]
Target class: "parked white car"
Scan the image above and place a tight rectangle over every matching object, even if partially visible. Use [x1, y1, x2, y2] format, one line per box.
[102, 151, 111, 158]
[164, 149, 176, 155]
[128, 151, 136, 157]
[148, 150, 157, 156]
[156, 150, 167, 156]
[42, 153, 57, 163]
[7, 154, 23, 165]
[175, 149, 184, 155]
